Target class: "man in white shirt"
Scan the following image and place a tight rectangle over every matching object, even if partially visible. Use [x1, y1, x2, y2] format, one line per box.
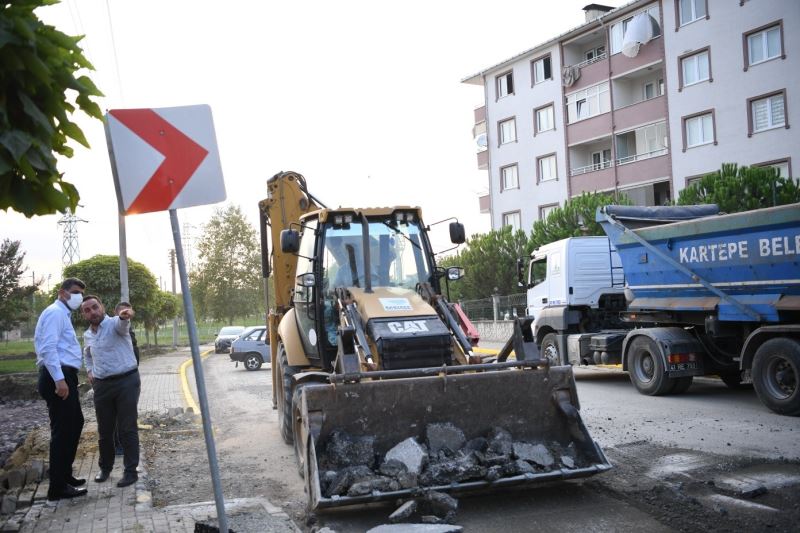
[34, 277, 88, 502]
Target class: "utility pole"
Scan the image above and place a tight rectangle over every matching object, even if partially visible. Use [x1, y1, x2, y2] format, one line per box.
[170, 249, 178, 349]
[57, 208, 87, 267]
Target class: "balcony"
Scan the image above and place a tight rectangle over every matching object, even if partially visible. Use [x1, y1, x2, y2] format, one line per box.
[614, 94, 666, 131]
[616, 148, 668, 166]
[564, 54, 609, 92]
[570, 160, 613, 177]
[609, 37, 664, 77]
[474, 105, 486, 124]
[616, 152, 670, 187]
[566, 112, 612, 146]
[478, 193, 490, 214]
[570, 165, 616, 195]
[477, 149, 488, 170]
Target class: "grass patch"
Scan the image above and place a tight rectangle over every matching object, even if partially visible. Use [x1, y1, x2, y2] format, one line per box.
[0, 340, 35, 357]
[0, 357, 37, 374]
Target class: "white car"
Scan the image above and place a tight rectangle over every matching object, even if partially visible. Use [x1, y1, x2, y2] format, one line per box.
[229, 326, 269, 371]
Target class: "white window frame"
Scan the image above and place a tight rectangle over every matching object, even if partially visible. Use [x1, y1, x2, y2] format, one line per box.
[499, 118, 517, 145]
[685, 113, 714, 148]
[535, 105, 555, 133]
[532, 56, 552, 85]
[681, 51, 710, 87]
[610, 6, 661, 55]
[747, 25, 782, 66]
[679, 0, 706, 26]
[501, 164, 519, 191]
[751, 93, 786, 133]
[502, 211, 522, 231]
[537, 154, 557, 183]
[566, 82, 609, 123]
[539, 204, 557, 221]
[497, 71, 514, 99]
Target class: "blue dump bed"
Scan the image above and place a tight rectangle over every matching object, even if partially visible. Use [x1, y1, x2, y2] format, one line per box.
[597, 203, 800, 322]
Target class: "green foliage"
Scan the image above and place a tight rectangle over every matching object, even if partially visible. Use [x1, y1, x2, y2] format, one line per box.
[439, 226, 529, 300]
[0, 0, 104, 217]
[141, 290, 180, 346]
[0, 239, 36, 333]
[61, 254, 178, 342]
[677, 163, 800, 213]
[0, 357, 36, 374]
[192, 205, 265, 324]
[529, 191, 630, 251]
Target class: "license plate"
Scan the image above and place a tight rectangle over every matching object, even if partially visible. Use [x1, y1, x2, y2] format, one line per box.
[669, 361, 699, 372]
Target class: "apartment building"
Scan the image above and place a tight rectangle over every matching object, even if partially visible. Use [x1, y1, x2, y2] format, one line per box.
[464, 0, 799, 232]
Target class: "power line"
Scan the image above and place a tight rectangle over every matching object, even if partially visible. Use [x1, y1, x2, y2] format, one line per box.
[57, 208, 88, 267]
[104, 0, 125, 105]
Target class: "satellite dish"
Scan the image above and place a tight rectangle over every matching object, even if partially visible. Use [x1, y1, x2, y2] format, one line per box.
[475, 133, 487, 149]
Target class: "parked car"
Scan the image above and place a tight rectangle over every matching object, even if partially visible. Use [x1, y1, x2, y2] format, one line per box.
[229, 326, 268, 370]
[214, 326, 246, 353]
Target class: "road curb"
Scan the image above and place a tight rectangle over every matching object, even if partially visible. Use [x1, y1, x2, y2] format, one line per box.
[179, 348, 214, 412]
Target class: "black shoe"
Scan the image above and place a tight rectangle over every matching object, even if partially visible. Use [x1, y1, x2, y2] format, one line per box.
[47, 484, 88, 501]
[94, 470, 111, 483]
[116, 472, 138, 488]
[67, 476, 86, 487]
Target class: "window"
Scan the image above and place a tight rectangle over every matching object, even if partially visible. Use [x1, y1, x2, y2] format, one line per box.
[502, 211, 521, 231]
[611, 6, 661, 54]
[755, 159, 791, 180]
[592, 149, 612, 170]
[534, 104, 555, 134]
[616, 121, 668, 164]
[585, 46, 606, 62]
[745, 23, 783, 68]
[537, 154, 557, 182]
[497, 71, 514, 98]
[566, 82, 609, 123]
[501, 164, 519, 191]
[680, 50, 710, 88]
[532, 55, 552, 85]
[679, 0, 707, 26]
[539, 204, 558, 221]
[748, 91, 787, 135]
[683, 111, 715, 150]
[499, 118, 516, 145]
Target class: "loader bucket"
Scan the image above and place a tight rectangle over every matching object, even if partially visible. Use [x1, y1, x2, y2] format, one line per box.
[294, 365, 611, 510]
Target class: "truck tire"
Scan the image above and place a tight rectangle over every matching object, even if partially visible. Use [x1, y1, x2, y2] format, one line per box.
[292, 384, 307, 478]
[627, 336, 673, 396]
[541, 333, 562, 366]
[277, 343, 301, 444]
[752, 338, 800, 416]
[244, 353, 263, 371]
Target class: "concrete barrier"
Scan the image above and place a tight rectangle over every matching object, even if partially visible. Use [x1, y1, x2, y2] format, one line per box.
[473, 320, 514, 343]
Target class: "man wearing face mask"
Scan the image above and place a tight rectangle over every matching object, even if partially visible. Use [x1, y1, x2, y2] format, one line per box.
[34, 277, 88, 502]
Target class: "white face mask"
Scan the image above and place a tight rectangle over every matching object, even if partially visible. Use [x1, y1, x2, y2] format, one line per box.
[66, 292, 83, 310]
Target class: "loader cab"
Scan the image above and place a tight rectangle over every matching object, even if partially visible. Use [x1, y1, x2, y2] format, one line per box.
[285, 208, 440, 370]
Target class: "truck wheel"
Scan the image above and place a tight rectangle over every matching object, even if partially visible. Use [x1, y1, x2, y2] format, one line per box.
[292, 384, 307, 478]
[541, 333, 562, 366]
[277, 343, 301, 444]
[244, 353, 263, 371]
[669, 376, 693, 395]
[627, 336, 673, 396]
[752, 338, 800, 416]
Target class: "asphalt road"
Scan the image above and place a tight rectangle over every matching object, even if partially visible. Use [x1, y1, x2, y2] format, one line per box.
[192, 348, 800, 532]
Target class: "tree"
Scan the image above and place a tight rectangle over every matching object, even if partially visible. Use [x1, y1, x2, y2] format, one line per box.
[193, 205, 264, 324]
[62, 255, 164, 342]
[0, 0, 104, 217]
[529, 191, 630, 251]
[0, 239, 36, 335]
[677, 163, 800, 213]
[140, 290, 179, 346]
[439, 227, 529, 300]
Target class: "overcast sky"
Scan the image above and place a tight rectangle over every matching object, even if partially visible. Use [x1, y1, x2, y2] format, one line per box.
[0, 0, 621, 293]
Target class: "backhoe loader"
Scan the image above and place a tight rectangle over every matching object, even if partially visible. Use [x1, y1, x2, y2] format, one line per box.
[258, 171, 610, 510]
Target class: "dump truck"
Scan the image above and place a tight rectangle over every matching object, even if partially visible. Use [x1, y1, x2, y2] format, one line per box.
[520, 203, 800, 416]
[258, 171, 611, 510]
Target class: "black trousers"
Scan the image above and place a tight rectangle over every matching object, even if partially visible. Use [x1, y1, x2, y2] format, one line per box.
[38, 366, 84, 492]
[93, 370, 140, 474]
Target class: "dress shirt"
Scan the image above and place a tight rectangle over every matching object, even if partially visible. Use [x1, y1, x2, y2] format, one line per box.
[34, 300, 83, 382]
[83, 315, 137, 379]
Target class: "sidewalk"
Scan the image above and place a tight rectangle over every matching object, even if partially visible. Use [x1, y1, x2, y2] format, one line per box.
[8, 347, 294, 533]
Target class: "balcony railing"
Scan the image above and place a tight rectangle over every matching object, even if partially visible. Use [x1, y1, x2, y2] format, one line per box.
[616, 148, 668, 166]
[571, 52, 607, 70]
[570, 160, 613, 177]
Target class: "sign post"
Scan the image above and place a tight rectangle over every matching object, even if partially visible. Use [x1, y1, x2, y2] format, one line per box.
[105, 105, 228, 532]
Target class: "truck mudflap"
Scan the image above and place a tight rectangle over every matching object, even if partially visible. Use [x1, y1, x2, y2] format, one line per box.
[294, 364, 611, 510]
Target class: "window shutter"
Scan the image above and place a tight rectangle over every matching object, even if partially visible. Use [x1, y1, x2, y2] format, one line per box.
[753, 99, 769, 131]
[770, 95, 785, 126]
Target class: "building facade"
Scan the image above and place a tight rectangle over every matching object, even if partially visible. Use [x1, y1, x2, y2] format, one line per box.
[464, 0, 799, 232]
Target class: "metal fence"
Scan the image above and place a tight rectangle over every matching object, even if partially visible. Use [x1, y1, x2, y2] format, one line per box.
[459, 293, 527, 322]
